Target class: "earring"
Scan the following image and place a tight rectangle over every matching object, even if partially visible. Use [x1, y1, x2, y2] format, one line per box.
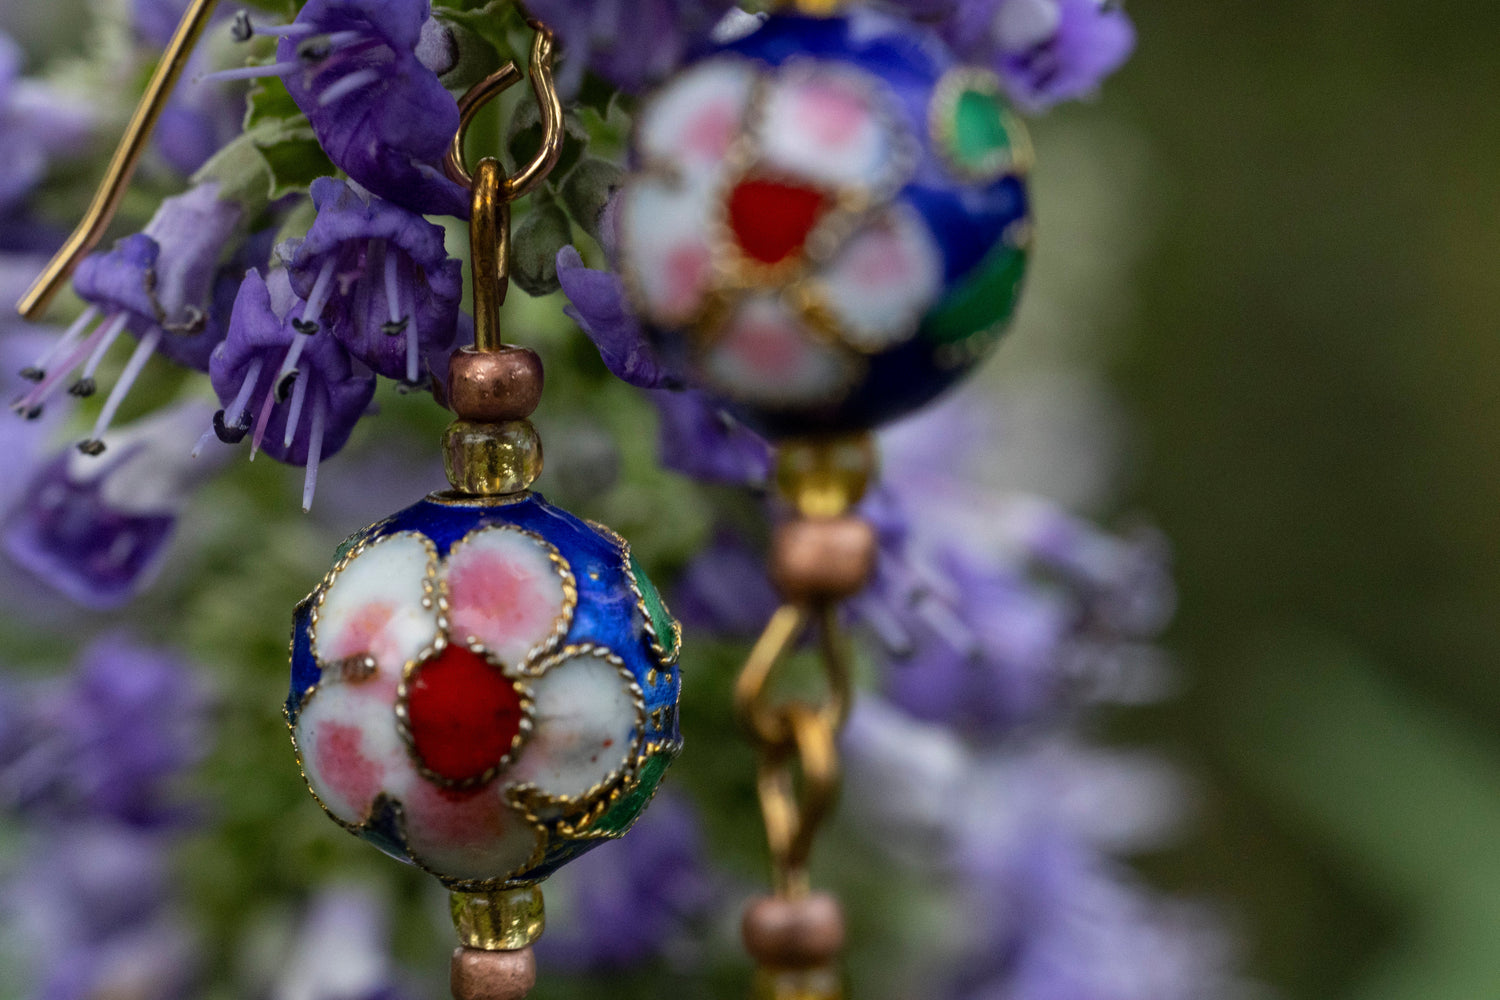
[612, 5, 1031, 996]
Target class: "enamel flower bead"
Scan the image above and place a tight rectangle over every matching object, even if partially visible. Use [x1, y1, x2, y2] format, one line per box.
[287, 492, 682, 888]
[616, 12, 1033, 437]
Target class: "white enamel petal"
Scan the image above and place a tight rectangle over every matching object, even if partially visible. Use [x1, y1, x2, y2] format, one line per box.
[314, 534, 439, 674]
[618, 177, 718, 326]
[816, 204, 942, 351]
[506, 650, 641, 808]
[444, 526, 571, 668]
[758, 63, 900, 189]
[295, 671, 405, 826]
[393, 771, 544, 882]
[638, 57, 756, 180]
[700, 294, 860, 407]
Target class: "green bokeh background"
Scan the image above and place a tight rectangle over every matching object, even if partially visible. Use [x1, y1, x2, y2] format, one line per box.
[1067, 1, 1500, 996]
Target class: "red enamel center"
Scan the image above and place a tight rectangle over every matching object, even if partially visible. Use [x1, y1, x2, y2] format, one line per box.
[405, 645, 524, 783]
[727, 179, 830, 265]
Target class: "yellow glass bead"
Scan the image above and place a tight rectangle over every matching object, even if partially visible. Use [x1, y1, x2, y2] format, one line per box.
[443, 419, 543, 496]
[450, 886, 546, 951]
[774, 434, 877, 518]
[751, 966, 843, 1000]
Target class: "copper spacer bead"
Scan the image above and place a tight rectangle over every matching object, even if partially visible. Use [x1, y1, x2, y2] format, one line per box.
[451, 946, 537, 1000]
[448, 346, 545, 422]
[769, 516, 877, 602]
[742, 893, 846, 971]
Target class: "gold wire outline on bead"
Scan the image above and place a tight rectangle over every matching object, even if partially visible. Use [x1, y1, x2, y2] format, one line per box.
[424, 489, 536, 508]
[927, 65, 1035, 185]
[439, 522, 578, 664]
[549, 738, 684, 841]
[617, 539, 684, 668]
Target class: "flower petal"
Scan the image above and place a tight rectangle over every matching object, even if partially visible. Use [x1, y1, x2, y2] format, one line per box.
[506, 647, 644, 814]
[313, 532, 440, 674]
[294, 670, 405, 826]
[442, 525, 574, 669]
[394, 776, 543, 883]
[812, 203, 943, 351]
[617, 177, 718, 326]
[757, 63, 907, 192]
[636, 56, 756, 180]
[697, 293, 862, 408]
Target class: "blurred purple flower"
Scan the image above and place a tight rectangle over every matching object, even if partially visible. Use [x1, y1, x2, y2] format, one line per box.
[0, 633, 210, 825]
[13, 182, 243, 450]
[155, 47, 244, 175]
[671, 530, 779, 637]
[943, 0, 1135, 111]
[0, 33, 94, 216]
[539, 792, 718, 970]
[271, 886, 418, 1000]
[557, 245, 679, 390]
[211, 0, 467, 217]
[650, 389, 771, 486]
[206, 268, 377, 510]
[3, 401, 224, 610]
[525, 0, 736, 93]
[284, 177, 461, 384]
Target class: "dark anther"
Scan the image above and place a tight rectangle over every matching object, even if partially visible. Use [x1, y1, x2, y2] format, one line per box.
[231, 10, 253, 42]
[291, 318, 319, 336]
[213, 409, 248, 444]
[381, 317, 410, 336]
[69, 378, 97, 398]
[276, 370, 299, 403]
[20, 404, 43, 421]
[77, 439, 106, 456]
[297, 36, 332, 62]
[163, 305, 206, 337]
[18, 367, 43, 383]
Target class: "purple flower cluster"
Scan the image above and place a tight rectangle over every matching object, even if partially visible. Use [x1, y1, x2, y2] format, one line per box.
[0, 635, 211, 1000]
[524, 0, 738, 93]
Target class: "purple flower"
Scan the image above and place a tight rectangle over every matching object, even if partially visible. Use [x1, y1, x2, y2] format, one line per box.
[284, 177, 461, 383]
[205, 269, 377, 510]
[211, 0, 467, 217]
[525, 0, 736, 93]
[944, 0, 1135, 111]
[3, 401, 224, 610]
[12, 182, 244, 450]
[0, 634, 210, 825]
[154, 46, 244, 175]
[650, 389, 771, 486]
[0, 33, 94, 216]
[671, 530, 780, 637]
[269, 887, 417, 1000]
[557, 245, 679, 390]
[539, 793, 718, 970]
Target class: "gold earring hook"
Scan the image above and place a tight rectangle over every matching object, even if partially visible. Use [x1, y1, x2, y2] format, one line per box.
[445, 22, 564, 354]
[16, 0, 223, 321]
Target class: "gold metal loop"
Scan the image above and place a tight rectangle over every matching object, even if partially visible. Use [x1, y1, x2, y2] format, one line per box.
[756, 704, 841, 896]
[734, 603, 852, 752]
[443, 24, 563, 202]
[17, 0, 222, 320]
[468, 158, 510, 353]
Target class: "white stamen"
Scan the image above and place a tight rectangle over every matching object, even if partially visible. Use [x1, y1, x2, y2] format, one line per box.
[79, 313, 129, 380]
[223, 357, 264, 428]
[278, 334, 308, 380]
[87, 327, 161, 444]
[29, 306, 97, 373]
[384, 244, 402, 325]
[405, 296, 420, 384]
[317, 67, 380, 106]
[200, 60, 302, 83]
[190, 427, 216, 459]
[282, 368, 310, 448]
[301, 389, 327, 512]
[15, 312, 122, 411]
[249, 22, 316, 38]
[914, 594, 979, 658]
[302, 257, 338, 327]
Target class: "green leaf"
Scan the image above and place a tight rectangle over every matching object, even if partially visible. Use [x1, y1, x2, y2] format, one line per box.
[560, 157, 623, 242]
[510, 198, 573, 297]
[193, 119, 333, 214]
[243, 77, 304, 131]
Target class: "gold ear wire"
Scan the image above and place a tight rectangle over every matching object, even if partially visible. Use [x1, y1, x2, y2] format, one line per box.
[17, 0, 222, 321]
[444, 22, 564, 353]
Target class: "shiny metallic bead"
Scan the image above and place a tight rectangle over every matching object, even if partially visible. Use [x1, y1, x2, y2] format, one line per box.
[775, 435, 877, 518]
[770, 517, 877, 602]
[443, 419, 543, 495]
[742, 892, 846, 970]
[451, 887, 545, 951]
[448, 347, 545, 423]
[450, 946, 536, 1000]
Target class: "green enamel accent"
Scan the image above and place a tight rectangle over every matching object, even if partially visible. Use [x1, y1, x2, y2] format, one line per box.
[922, 243, 1028, 347]
[590, 749, 676, 836]
[953, 88, 1013, 169]
[629, 552, 679, 658]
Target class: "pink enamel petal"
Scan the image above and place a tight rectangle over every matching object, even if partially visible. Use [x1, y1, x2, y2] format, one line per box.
[618, 178, 718, 326]
[637, 57, 756, 179]
[505, 649, 642, 816]
[314, 533, 440, 675]
[395, 774, 543, 882]
[816, 204, 943, 351]
[758, 64, 904, 190]
[443, 526, 572, 669]
[700, 294, 861, 408]
[295, 671, 405, 826]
